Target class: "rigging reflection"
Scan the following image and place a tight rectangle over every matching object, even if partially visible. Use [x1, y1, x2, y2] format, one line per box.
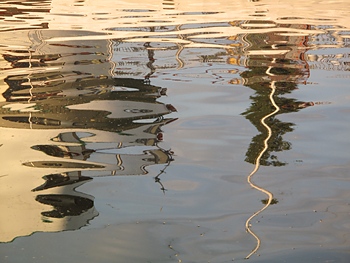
[0, 27, 177, 242]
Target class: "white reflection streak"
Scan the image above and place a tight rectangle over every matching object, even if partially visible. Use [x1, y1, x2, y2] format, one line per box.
[27, 43, 34, 129]
[245, 76, 279, 259]
[175, 24, 185, 69]
[107, 39, 116, 77]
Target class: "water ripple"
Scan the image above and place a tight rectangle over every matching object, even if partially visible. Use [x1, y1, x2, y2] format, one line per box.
[1, 1, 350, 260]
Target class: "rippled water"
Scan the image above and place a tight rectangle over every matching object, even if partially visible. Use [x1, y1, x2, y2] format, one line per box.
[1, 0, 350, 262]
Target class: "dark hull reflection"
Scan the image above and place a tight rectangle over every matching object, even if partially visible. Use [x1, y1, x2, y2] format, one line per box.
[1, 76, 175, 131]
[36, 194, 94, 218]
[32, 172, 92, 192]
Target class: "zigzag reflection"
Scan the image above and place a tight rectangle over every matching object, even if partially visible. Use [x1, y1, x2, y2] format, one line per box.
[0, 27, 177, 242]
[245, 81, 279, 259]
[228, 23, 317, 259]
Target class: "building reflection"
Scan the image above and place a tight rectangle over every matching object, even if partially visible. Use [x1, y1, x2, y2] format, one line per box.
[0, 21, 176, 242]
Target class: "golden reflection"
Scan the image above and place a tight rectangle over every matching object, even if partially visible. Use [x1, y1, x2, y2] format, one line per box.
[0, 10, 177, 242]
[1, 1, 349, 260]
[232, 21, 317, 259]
[245, 80, 279, 259]
[175, 24, 185, 69]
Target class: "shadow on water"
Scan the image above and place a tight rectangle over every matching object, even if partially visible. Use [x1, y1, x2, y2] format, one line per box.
[0, 27, 177, 242]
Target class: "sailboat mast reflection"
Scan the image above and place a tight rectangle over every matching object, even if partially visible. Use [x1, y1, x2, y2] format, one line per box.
[245, 79, 278, 259]
[230, 21, 315, 259]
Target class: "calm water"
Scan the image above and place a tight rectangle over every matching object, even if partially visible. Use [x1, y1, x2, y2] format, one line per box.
[1, 0, 350, 262]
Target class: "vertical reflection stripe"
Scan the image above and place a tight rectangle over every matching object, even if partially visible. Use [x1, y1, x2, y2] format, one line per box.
[245, 80, 279, 259]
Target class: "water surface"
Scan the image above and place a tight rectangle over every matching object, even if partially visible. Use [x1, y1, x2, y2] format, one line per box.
[0, 0, 350, 262]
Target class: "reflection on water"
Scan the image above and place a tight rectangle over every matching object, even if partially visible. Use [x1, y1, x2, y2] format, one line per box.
[239, 24, 312, 167]
[232, 21, 314, 258]
[0, 6, 177, 241]
[244, 81, 279, 259]
[1, 0, 350, 261]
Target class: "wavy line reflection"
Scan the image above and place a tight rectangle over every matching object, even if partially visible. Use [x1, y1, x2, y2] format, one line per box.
[245, 80, 280, 259]
[0, 20, 178, 242]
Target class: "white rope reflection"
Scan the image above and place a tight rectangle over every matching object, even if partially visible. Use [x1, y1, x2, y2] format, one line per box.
[245, 79, 280, 259]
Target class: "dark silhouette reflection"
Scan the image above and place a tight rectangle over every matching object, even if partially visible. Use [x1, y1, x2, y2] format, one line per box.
[0, 24, 177, 242]
[36, 194, 94, 218]
[227, 22, 316, 169]
[227, 21, 315, 258]
[1, 75, 175, 130]
[237, 23, 313, 167]
[24, 118, 175, 175]
[241, 81, 313, 166]
[32, 172, 92, 192]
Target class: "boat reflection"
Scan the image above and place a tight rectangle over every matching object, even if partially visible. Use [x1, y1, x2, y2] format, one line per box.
[0, 25, 177, 242]
[1, 0, 349, 261]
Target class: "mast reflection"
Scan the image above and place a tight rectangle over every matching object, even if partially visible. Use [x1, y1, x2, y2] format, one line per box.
[227, 21, 314, 258]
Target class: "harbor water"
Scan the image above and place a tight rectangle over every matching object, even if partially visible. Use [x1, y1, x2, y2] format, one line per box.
[0, 0, 350, 262]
